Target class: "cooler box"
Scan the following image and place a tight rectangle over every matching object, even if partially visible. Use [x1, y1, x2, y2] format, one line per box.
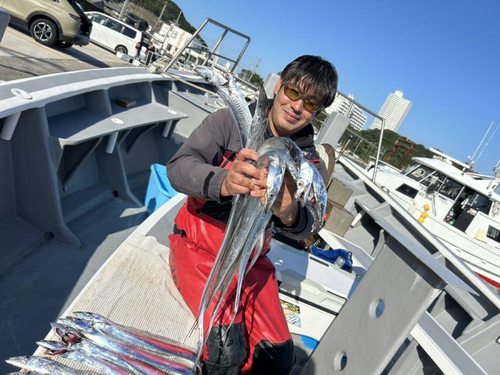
[145, 164, 178, 214]
[269, 239, 358, 343]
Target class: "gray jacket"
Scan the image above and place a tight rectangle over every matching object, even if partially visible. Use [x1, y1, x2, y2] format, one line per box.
[167, 108, 327, 240]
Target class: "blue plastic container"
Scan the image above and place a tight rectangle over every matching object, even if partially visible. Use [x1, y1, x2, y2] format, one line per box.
[145, 164, 178, 214]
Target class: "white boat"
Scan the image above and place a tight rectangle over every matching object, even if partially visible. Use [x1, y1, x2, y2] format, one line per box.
[1, 13, 498, 375]
[363, 152, 500, 287]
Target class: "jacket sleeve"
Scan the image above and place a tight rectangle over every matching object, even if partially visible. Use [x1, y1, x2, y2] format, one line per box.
[167, 109, 240, 204]
[275, 156, 328, 240]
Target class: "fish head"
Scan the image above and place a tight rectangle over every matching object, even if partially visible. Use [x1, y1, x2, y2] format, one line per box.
[193, 66, 212, 81]
[194, 66, 227, 88]
[36, 340, 69, 356]
[265, 155, 286, 212]
[5, 356, 30, 369]
[72, 311, 104, 323]
[60, 316, 93, 332]
[50, 321, 82, 344]
[294, 177, 310, 206]
[312, 179, 328, 225]
[294, 160, 313, 206]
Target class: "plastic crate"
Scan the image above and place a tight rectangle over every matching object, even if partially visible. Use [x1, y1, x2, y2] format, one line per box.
[145, 164, 178, 214]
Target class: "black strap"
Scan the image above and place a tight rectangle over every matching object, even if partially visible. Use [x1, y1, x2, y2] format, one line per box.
[173, 224, 187, 238]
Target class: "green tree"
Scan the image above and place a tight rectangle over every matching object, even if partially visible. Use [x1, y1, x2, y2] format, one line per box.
[240, 69, 264, 87]
[338, 127, 434, 169]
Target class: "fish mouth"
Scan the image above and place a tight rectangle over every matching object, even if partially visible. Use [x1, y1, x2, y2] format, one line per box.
[5, 356, 28, 368]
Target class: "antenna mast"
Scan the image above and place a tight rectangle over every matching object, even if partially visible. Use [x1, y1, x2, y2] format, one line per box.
[469, 121, 494, 168]
[475, 122, 500, 166]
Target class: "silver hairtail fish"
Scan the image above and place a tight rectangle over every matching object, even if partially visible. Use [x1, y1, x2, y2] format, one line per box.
[52, 320, 194, 375]
[38, 339, 163, 375]
[37, 340, 129, 375]
[194, 65, 252, 147]
[190, 86, 271, 358]
[205, 152, 286, 333]
[296, 160, 315, 206]
[309, 163, 328, 230]
[72, 311, 196, 362]
[225, 153, 286, 327]
[5, 356, 87, 375]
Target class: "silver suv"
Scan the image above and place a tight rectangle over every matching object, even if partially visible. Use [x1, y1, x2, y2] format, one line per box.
[0, 0, 91, 47]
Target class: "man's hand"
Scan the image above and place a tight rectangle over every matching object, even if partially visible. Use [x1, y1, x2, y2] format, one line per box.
[251, 172, 299, 226]
[221, 149, 264, 197]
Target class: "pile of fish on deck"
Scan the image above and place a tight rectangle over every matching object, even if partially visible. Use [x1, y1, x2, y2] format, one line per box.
[6, 312, 197, 374]
[191, 66, 327, 358]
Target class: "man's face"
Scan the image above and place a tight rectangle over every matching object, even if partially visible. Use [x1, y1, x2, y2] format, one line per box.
[269, 78, 319, 137]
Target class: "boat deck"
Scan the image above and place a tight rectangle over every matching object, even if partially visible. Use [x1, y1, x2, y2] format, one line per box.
[33, 231, 199, 373]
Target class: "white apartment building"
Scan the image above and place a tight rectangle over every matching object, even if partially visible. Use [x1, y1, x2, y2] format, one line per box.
[326, 93, 367, 131]
[370, 90, 412, 132]
[153, 22, 205, 65]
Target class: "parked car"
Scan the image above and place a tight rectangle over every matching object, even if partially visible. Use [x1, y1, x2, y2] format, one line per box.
[0, 0, 91, 47]
[86, 11, 142, 57]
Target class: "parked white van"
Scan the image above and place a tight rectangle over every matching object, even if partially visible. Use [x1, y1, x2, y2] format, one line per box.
[86, 11, 142, 57]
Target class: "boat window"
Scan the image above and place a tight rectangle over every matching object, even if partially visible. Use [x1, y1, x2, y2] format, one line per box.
[402, 163, 419, 175]
[467, 193, 492, 215]
[407, 165, 434, 183]
[487, 226, 500, 244]
[421, 172, 445, 191]
[438, 178, 463, 200]
[395, 184, 418, 198]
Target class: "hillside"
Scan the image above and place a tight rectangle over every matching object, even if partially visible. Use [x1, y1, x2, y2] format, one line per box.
[339, 127, 435, 169]
[102, 1, 200, 36]
[128, 0, 196, 33]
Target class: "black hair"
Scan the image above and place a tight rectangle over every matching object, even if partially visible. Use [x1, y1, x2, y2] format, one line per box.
[280, 55, 338, 109]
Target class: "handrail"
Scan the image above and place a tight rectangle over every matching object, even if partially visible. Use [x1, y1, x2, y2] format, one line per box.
[336, 90, 386, 184]
[162, 18, 251, 74]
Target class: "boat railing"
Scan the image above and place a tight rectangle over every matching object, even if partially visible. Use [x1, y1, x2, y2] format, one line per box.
[151, 18, 251, 76]
[320, 90, 387, 184]
[339, 156, 500, 308]
[303, 200, 483, 374]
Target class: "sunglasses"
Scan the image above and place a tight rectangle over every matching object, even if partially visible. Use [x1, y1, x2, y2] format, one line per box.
[282, 83, 323, 113]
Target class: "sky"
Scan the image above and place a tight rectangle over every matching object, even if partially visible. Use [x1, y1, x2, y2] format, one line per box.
[173, 0, 500, 175]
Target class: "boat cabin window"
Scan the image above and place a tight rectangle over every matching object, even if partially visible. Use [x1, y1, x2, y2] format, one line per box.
[407, 165, 434, 183]
[395, 183, 418, 198]
[421, 172, 446, 191]
[466, 193, 492, 215]
[487, 226, 500, 244]
[438, 178, 463, 200]
[402, 163, 419, 175]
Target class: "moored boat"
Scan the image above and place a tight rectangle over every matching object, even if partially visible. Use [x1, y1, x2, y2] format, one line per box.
[364, 151, 500, 287]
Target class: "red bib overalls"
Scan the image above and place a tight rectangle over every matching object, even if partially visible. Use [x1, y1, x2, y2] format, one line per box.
[168, 152, 295, 374]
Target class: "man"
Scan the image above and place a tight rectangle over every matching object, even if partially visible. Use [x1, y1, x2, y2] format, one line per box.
[145, 42, 157, 65]
[167, 55, 338, 374]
